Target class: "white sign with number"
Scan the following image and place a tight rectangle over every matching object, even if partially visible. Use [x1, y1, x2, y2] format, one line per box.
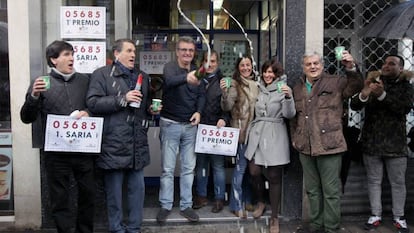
[139, 51, 171, 74]
[61, 6, 106, 39]
[195, 124, 239, 156]
[44, 114, 103, 153]
[69, 41, 106, 74]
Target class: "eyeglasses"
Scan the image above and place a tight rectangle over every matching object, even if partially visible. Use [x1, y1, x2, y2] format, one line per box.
[177, 48, 195, 53]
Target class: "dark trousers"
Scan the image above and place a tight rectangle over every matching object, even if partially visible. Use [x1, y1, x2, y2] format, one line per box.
[44, 151, 95, 233]
[249, 161, 283, 218]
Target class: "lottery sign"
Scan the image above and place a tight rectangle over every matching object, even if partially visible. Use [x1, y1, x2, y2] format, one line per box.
[139, 51, 171, 74]
[69, 41, 106, 74]
[195, 124, 239, 156]
[61, 6, 106, 39]
[44, 114, 103, 153]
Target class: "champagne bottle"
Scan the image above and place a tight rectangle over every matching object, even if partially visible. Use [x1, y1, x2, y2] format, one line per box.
[129, 74, 143, 108]
[194, 65, 206, 80]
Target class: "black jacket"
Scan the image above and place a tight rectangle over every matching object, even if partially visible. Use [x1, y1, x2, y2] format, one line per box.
[20, 70, 90, 148]
[200, 70, 230, 125]
[87, 64, 151, 170]
[350, 71, 414, 157]
[161, 61, 206, 122]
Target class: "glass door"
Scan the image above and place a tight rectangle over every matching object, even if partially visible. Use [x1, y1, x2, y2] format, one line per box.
[213, 34, 258, 77]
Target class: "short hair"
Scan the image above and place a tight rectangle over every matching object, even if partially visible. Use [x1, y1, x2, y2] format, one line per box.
[202, 49, 219, 62]
[176, 36, 196, 50]
[261, 59, 284, 77]
[45, 40, 73, 68]
[302, 51, 324, 65]
[385, 54, 405, 67]
[112, 38, 135, 54]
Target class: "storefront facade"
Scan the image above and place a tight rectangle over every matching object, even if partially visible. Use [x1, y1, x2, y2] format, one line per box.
[3, 0, 413, 230]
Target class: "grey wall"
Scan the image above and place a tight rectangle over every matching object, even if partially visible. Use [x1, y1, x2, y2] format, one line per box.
[281, 0, 306, 220]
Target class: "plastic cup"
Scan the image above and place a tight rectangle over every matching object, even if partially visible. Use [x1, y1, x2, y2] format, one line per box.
[334, 46, 345, 61]
[224, 77, 232, 88]
[41, 76, 50, 89]
[152, 99, 162, 112]
[276, 81, 285, 93]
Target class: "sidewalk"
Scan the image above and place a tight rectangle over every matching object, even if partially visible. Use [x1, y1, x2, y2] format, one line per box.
[1, 214, 412, 233]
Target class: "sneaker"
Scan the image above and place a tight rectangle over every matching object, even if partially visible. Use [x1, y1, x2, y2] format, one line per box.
[364, 215, 382, 230]
[393, 217, 410, 233]
[180, 207, 199, 222]
[192, 196, 208, 209]
[156, 208, 170, 224]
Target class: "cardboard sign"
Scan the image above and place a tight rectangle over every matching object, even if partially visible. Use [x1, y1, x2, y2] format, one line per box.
[69, 41, 106, 73]
[139, 51, 171, 74]
[195, 124, 239, 156]
[44, 114, 103, 153]
[61, 6, 106, 39]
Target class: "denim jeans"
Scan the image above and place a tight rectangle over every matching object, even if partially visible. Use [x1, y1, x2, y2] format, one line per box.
[195, 153, 226, 200]
[229, 144, 251, 211]
[159, 118, 197, 210]
[299, 153, 342, 232]
[104, 169, 145, 233]
[363, 155, 407, 217]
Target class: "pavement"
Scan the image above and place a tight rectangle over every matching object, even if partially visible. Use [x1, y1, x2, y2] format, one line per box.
[1, 212, 412, 233]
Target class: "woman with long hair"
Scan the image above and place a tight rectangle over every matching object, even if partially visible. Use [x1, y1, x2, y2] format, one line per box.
[220, 55, 259, 218]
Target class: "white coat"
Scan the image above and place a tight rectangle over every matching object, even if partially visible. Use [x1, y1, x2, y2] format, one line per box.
[245, 79, 296, 166]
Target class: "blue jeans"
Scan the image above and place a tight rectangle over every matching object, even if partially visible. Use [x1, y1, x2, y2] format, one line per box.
[195, 153, 226, 200]
[229, 144, 251, 211]
[104, 169, 145, 233]
[159, 119, 197, 210]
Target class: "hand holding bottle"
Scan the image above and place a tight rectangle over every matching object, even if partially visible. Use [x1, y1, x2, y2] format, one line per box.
[129, 74, 143, 108]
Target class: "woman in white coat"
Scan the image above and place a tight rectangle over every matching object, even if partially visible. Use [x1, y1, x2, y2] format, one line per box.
[245, 59, 296, 233]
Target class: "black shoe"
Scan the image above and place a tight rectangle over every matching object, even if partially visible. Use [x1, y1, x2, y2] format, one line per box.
[156, 208, 170, 224]
[180, 207, 199, 222]
[211, 200, 224, 213]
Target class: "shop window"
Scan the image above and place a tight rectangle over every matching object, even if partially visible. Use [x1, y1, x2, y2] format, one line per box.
[0, 0, 13, 215]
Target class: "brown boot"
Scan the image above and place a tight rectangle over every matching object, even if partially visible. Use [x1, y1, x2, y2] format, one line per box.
[192, 196, 208, 209]
[211, 199, 224, 213]
[269, 217, 279, 233]
[230, 209, 247, 219]
[252, 202, 266, 218]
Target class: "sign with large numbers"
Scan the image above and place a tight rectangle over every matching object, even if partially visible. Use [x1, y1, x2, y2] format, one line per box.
[69, 41, 106, 73]
[61, 6, 106, 39]
[195, 124, 239, 156]
[44, 114, 103, 153]
[139, 51, 171, 74]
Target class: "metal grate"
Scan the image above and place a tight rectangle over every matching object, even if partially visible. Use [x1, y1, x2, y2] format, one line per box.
[323, 0, 414, 132]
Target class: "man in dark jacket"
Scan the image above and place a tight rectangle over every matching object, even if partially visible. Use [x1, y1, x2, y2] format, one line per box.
[20, 40, 95, 233]
[156, 36, 205, 224]
[350, 55, 414, 233]
[192, 50, 229, 213]
[87, 38, 159, 233]
[291, 51, 363, 233]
